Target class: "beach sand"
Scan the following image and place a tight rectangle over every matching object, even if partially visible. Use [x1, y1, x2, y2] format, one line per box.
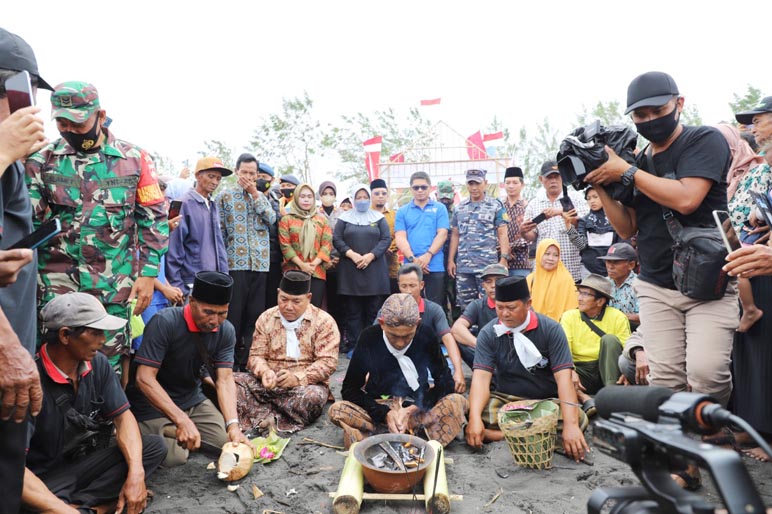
[143, 360, 772, 513]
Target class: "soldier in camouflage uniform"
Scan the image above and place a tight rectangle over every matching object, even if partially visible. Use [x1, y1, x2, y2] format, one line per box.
[25, 81, 168, 379]
[448, 169, 508, 311]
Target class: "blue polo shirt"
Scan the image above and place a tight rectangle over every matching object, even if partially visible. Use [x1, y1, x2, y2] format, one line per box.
[395, 199, 449, 272]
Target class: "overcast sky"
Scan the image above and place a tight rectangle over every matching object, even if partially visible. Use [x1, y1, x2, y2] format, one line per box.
[5, 0, 771, 184]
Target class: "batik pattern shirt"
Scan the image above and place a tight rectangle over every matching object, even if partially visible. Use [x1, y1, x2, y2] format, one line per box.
[609, 271, 639, 315]
[524, 189, 588, 281]
[247, 305, 340, 387]
[503, 198, 530, 270]
[216, 186, 276, 272]
[278, 213, 333, 279]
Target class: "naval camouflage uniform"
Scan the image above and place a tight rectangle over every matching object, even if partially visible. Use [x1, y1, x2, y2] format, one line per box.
[450, 194, 506, 310]
[25, 82, 168, 371]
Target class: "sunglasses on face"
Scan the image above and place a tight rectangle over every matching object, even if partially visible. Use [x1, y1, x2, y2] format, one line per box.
[412, 185, 429, 191]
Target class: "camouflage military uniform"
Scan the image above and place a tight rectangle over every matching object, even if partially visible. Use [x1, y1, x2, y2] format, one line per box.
[25, 82, 168, 370]
[451, 194, 506, 310]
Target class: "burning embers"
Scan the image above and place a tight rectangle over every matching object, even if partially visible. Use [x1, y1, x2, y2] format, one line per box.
[369, 440, 426, 471]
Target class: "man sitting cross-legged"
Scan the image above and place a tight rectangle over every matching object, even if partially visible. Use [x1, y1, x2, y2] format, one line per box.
[234, 270, 340, 434]
[466, 276, 589, 462]
[560, 274, 631, 414]
[329, 293, 467, 448]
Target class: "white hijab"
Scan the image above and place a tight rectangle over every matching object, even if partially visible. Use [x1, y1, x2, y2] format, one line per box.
[337, 185, 384, 226]
[493, 311, 543, 369]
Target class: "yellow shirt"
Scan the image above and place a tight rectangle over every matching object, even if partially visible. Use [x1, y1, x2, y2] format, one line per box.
[560, 307, 631, 362]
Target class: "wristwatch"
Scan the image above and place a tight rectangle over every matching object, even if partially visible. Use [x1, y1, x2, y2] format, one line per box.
[621, 165, 638, 187]
[225, 418, 240, 429]
[406, 256, 415, 263]
[500, 253, 511, 261]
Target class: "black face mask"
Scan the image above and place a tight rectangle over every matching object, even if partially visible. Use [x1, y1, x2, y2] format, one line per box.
[635, 103, 680, 144]
[61, 115, 102, 153]
[440, 199, 453, 210]
[256, 178, 271, 193]
[280, 188, 295, 199]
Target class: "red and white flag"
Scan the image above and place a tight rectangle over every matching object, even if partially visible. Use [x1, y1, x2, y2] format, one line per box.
[466, 131, 487, 160]
[389, 152, 405, 163]
[363, 136, 382, 181]
[483, 131, 504, 145]
[420, 98, 441, 106]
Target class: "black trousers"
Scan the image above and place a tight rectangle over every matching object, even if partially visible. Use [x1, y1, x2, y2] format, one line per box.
[265, 259, 282, 310]
[0, 418, 27, 514]
[310, 278, 325, 308]
[423, 272, 446, 306]
[326, 271, 345, 343]
[32, 435, 165, 510]
[342, 295, 384, 352]
[228, 270, 268, 370]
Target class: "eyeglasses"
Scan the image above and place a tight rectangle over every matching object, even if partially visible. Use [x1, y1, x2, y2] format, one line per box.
[372, 191, 388, 196]
[411, 185, 429, 191]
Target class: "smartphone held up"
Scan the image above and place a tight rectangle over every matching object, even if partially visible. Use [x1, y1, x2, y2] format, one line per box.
[713, 210, 741, 254]
[5, 70, 34, 114]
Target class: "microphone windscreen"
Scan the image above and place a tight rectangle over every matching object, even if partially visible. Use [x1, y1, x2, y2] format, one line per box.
[596, 385, 673, 422]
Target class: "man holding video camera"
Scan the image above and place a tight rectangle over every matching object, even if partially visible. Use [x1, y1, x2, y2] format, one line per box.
[585, 71, 736, 402]
[585, 71, 736, 489]
[26, 82, 169, 383]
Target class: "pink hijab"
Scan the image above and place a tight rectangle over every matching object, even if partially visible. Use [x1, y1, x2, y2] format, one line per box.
[714, 124, 766, 199]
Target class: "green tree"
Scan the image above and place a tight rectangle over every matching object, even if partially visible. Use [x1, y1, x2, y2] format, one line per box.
[149, 151, 179, 179]
[729, 85, 764, 117]
[680, 103, 703, 127]
[511, 118, 562, 193]
[198, 139, 236, 170]
[248, 92, 328, 184]
[326, 107, 435, 184]
[575, 100, 629, 128]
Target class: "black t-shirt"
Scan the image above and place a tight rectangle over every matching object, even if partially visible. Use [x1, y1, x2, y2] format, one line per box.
[27, 347, 130, 475]
[474, 312, 574, 399]
[625, 126, 730, 289]
[126, 306, 235, 421]
[460, 297, 497, 335]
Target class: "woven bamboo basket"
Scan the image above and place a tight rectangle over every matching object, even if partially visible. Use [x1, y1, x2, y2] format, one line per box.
[498, 399, 559, 470]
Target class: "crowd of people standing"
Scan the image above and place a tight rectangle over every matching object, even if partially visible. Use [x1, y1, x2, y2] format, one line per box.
[2, 24, 772, 513]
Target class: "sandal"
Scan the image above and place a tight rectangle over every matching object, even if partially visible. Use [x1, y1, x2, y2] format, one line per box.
[582, 398, 597, 418]
[671, 469, 702, 491]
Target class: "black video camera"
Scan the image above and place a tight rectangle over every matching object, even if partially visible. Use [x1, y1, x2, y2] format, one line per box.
[589, 386, 768, 514]
[556, 120, 638, 201]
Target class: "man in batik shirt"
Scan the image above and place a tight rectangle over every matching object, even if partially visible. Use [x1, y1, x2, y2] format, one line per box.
[234, 271, 339, 434]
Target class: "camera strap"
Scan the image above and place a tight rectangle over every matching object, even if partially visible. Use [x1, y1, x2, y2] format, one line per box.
[580, 311, 607, 338]
[645, 146, 686, 242]
[195, 333, 217, 382]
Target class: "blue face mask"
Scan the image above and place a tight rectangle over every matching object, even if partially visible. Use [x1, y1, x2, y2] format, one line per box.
[354, 199, 370, 213]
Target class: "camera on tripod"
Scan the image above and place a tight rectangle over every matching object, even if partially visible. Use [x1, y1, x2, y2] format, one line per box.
[556, 120, 639, 201]
[589, 386, 769, 514]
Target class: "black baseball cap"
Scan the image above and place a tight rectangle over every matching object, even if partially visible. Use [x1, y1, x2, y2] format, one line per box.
[540, 160, 560, 176]
[0, 27, 53, 90]
[624, 71, 679, 115]
[735, 96, 772, 126]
